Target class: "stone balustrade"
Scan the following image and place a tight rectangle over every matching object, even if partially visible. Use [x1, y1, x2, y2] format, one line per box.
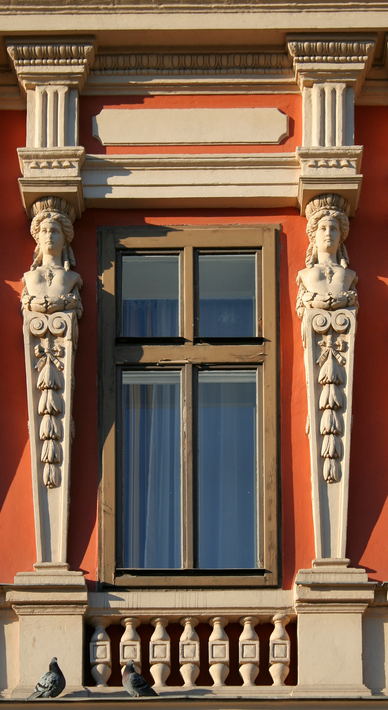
[85, 610, 294, 694]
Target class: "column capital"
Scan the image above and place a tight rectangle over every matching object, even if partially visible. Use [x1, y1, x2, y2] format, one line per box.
[6, 37, 96, 94]
[287, 35, 376, 93]
[7, 38, 95, 217]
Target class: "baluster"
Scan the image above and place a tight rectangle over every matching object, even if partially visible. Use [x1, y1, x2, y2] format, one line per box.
[149, 617, 171, 687]
[208, 616, 229, 686]
[120, 617, 141, 675]
[89, 616, 112, 686]
[238, 615, 260, 686]
[179, 616, 200, 687]
[269, 613, 290, 686]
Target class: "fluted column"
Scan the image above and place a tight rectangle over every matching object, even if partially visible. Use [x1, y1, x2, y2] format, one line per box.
[7, 38, 95, 217]
[287, 36, 375, 216]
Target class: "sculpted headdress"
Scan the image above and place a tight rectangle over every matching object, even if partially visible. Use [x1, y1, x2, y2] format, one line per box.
[30, 197, 76, 272]
[305, 193, 350, 269]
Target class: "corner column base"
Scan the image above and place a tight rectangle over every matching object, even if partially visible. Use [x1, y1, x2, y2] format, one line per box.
[6, 571, 88, 691]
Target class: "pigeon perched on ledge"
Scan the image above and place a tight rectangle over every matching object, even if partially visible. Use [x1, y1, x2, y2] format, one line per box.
[122, 661, 158, 697]
[28, 657, 66, 699]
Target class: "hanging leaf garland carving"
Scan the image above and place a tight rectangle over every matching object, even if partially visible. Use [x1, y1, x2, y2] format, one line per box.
[316, 334, 346, 483]
[34, 337, 64, 488]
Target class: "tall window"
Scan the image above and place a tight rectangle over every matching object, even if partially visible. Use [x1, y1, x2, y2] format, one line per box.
[99, 226, 278, 586]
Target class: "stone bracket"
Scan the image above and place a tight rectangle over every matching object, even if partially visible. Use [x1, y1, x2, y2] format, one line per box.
[297, 146, 363, 215]
[302, 307, 357, 561]
[23, 309, 79, 566]
[18, 147, 85, 217]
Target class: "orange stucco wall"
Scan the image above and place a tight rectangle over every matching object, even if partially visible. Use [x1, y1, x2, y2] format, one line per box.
[79, 94, 302, 155]
[0, 103, 387, 589]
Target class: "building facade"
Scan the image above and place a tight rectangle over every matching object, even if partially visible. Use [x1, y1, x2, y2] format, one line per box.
[1, 2, 388, 707]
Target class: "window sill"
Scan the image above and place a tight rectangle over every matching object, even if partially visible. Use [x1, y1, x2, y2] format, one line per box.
[111, 571, 273, 588]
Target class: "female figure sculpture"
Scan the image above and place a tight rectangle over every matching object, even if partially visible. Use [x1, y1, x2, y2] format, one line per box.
[22, 198, 82, 320]
[296, 194, 358, 319]
[21, 197, 82, 568]
[296, 193, 358, 561]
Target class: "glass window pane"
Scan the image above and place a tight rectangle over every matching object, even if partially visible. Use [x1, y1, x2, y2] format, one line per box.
[197, 370, 257, 569]
[120, 371, 181, 568]
[122, 255, 179, 337]
[198, 254, 256, 337]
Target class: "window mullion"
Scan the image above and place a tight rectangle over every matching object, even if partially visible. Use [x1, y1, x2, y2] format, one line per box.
[182, 363, 194, 569]
[183, 246, 194, 343]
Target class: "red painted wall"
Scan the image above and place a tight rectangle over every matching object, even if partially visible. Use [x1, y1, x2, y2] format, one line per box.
[79, 94, 302, 155]
[1, 103, 386, 589]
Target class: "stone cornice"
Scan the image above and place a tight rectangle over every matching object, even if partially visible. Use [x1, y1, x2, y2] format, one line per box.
[287, 35, 376, 93]
[86, 49, 295, 94]
[92, 49, 292, 75]
[81, 152, 300, 209]
[288, 38, 375, 64]
[1, 0, 388, 12]
[6, 37, 96, 92]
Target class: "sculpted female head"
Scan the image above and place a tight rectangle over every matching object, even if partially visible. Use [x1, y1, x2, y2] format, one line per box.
[305, 194, 350, 269]
[29, 197, 76, 272]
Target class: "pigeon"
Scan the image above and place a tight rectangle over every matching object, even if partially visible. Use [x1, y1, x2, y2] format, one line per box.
[122, 661, 158, 697]
[28, 657, 66, 699]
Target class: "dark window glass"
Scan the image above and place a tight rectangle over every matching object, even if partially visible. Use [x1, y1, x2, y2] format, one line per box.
[197, 370, 257, 569]
[122, 255, 179, 337]
[198, 254, 256, 338]
[120, 371, 181, 568]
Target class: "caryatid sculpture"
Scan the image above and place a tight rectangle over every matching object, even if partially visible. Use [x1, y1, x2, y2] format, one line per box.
[297, 193, 358, 563]
[22, 197, 82, 567]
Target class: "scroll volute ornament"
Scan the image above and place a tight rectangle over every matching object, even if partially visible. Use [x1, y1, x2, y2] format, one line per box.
[22, 197, 82, 567]
[296, 193, 358, 562]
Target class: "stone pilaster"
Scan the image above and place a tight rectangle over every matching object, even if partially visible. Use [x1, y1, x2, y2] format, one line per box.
[294, 566, 374, 697]
[288, 36, 376, 214]
[6, 572, 87, 697]
[7, 38, 95, 216]
[22, 196, 82, 569]
[296, 193, 358, 565]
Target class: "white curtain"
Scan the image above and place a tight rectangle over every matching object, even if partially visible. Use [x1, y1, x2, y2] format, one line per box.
[121, 372, 181, 569]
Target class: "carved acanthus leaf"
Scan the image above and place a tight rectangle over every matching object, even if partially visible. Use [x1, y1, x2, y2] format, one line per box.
[288, 39, 375, 62]
[319, 383, 342, 410]
[7, 41, 95, 66]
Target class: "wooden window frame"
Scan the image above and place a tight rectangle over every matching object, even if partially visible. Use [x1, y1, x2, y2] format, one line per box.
[98, 225, 279, 587]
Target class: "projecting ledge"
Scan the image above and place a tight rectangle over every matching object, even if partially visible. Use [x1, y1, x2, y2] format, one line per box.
[4, 695, 388, 709]
[81, 153, 299, 209]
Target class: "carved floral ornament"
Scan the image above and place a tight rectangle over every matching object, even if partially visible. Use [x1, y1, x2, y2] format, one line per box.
[296, 193, 358, 485]
[22, 197, 82, 490]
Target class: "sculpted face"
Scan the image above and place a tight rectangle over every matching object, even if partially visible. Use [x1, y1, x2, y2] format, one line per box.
[39, 218, 65, 258]
[315, 216, 341, 257]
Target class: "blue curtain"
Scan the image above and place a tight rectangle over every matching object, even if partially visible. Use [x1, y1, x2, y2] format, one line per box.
[122, 299, 179, 337]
